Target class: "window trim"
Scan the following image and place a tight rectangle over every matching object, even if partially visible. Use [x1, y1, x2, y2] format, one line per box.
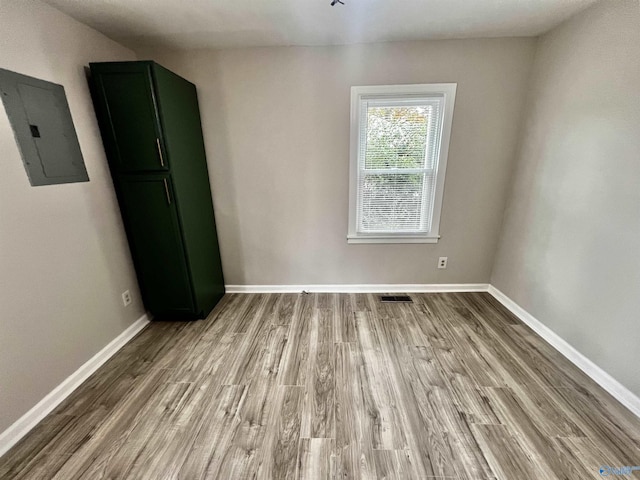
[347, 83, 457, 244]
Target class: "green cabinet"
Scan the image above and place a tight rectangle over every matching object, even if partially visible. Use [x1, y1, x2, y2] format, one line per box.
[90, 61, 225, 319]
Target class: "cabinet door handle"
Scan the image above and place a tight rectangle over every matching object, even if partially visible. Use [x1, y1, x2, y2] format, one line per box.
[163, 178, 171, 205]
[156, 138, 165, 167]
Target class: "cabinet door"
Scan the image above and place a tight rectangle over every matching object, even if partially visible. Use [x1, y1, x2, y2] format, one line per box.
[117, 175, 194, 315]
[92, 63, 168, 173]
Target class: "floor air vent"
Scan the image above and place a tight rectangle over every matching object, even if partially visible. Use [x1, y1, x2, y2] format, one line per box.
[380, 295, 413, 303]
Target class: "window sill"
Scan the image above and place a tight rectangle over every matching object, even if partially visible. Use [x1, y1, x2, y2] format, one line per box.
[347, 235, 440, 244]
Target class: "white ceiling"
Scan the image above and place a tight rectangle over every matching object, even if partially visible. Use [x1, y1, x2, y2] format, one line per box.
[44, 0, 597, 50]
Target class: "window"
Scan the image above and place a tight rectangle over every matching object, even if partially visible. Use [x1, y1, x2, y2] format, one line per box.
[348, 84, 456, 244]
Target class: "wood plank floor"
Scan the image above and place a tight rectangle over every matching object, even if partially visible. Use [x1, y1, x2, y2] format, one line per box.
[2, 292, 639, 479]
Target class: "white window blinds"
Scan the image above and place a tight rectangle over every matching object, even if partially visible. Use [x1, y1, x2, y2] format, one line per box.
[356, 96, 444, 234]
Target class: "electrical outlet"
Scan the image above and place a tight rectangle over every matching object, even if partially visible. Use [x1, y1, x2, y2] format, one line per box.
[438, 257, 448, 269]
[121, 290, 132, 307]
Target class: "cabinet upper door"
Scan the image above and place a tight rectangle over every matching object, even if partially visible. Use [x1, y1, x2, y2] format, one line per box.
[117, 175, 194, 316]
[91, 63, 168, 173]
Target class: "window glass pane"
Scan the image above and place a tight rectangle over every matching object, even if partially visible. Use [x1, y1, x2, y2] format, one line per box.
[364, 105, 432, 170]
[358, 173, 432, 233]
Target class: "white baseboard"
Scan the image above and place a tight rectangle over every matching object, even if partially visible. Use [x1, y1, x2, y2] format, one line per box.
[225, 283, 490, 294]
[0, 313, 151, 458]
[488, 285, 640, 419]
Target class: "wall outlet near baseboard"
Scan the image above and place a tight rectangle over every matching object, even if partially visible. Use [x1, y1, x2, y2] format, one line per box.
[438, 257, 448, 269]
[121, 290, 132, 307]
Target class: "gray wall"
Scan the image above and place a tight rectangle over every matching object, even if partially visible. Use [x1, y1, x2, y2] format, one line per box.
[138, 38, 536, 285]
[492, 0, 640, 396]
[0, 0, 143, 433]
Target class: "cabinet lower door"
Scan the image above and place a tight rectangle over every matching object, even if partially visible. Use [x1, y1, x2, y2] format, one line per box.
[117, 175, 194, 316]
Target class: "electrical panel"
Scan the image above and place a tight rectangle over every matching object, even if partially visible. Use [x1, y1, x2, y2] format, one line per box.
[0, 68, 88, 186]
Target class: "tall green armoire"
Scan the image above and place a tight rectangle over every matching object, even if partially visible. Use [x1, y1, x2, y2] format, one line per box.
[89, 61, 225, 319]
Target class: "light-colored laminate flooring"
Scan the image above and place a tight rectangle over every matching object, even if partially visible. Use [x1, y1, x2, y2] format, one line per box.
[1, 292, 639, 479]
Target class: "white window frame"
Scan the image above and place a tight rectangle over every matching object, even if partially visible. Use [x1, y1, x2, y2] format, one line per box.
[348, 83, 457, 244]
